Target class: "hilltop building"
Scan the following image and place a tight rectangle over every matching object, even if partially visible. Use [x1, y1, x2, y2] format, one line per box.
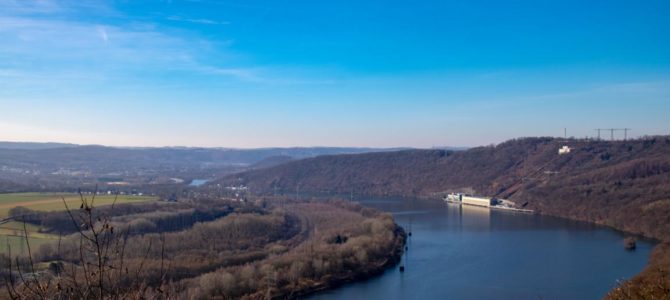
[558, 145, 572, 155]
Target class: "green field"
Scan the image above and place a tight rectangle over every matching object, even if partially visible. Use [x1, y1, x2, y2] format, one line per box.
[0, 192, 156, 217]
[0, 192, 156, 255]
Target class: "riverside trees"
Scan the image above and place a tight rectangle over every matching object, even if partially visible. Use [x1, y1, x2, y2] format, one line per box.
[2, 196, 404, 299]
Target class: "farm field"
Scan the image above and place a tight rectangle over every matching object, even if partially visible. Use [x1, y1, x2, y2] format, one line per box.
[0, 192, 156, 217]
[0, 193, 156, 254]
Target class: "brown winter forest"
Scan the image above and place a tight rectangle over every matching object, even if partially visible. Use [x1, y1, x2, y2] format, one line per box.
[215, 136, 670, 298]
[1, 196, 405, 299]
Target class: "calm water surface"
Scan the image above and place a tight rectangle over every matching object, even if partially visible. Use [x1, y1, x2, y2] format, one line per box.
[311, 197, 654, 300]
[189, 179, 210, 186]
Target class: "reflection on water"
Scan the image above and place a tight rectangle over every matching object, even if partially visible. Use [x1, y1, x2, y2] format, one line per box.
[459, 204, 490, 231]
[310, 197, 655, 300]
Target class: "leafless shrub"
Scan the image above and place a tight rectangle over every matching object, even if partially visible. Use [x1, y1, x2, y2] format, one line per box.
[3, 190, 168, 299]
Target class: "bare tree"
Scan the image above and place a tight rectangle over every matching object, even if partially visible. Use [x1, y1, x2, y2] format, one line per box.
[4, 190, 168, 299]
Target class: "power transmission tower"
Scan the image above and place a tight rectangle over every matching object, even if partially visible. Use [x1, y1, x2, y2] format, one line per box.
[595, 128, 632, 141]
[622, 128, 631, 140]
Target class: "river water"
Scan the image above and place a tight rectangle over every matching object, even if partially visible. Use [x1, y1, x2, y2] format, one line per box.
[310, 197, 654, 300]
[189, 179, 210, 186]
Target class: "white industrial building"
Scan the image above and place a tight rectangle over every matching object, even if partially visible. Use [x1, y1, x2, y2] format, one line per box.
[462, 195, 495, 207]
[445, 193, 496, 207]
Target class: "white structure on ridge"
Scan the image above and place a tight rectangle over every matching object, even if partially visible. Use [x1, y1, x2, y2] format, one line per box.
[558, 145, 571, 155]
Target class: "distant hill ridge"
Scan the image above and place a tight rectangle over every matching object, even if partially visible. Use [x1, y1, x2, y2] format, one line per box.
[0, 141, 79, 150]
[0, 142, 416, 192]
[0, 142, 408, 169]
[214, 136, 670, 298]
[216, 136, 670, 241]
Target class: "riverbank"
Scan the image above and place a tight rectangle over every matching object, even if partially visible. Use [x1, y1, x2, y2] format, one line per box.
[351, 194, 667, 298]
[446, 195, 670, 298]
[308, 196, 654, 299]
[180, 200, 408, 299]
[470, 198, 670, 299]
[513, 199, 670, 298]
[286, 225, 406, 299]
[606, 243, 670, 299]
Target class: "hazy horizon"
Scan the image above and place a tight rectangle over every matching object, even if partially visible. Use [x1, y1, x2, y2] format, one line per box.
[1, 0, 669, 147]
[0, 139, 467, 149]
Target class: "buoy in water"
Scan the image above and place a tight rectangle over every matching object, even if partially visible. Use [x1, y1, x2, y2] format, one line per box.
[408, 232, 412, 237]
[399, 265, 405, 272]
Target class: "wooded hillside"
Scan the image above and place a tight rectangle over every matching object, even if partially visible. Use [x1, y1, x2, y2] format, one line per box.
[217, 136, 670, 237]
[216, 136, 670, 298]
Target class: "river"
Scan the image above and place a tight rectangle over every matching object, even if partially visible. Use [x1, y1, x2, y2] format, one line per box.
[310, 197, 654, 300]
[189, 179, 210, 187]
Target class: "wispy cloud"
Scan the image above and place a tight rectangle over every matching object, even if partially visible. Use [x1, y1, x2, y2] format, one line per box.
[195, 65, 338, 85]
[0, 16, 190, 69]
[97, 26, 108, 43]
[0, 1, 335, 91]
[198, 66, 260, 81]
[0, 11, 251, 87]
[167, 15, 230, 25]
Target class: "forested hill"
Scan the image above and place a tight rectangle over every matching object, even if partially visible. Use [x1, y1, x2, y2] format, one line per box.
[215, 136, 670, 241]
[0, 144, 396, 169]
[214, 136, 670, 298]
[0, 143, 401, 191]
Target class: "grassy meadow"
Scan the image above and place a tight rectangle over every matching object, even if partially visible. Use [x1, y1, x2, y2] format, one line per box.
[0, 192, 156, 254]
[0, 192, 156, 217]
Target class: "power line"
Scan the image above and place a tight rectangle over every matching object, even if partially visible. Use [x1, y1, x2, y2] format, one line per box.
[594, 128, 632, 141]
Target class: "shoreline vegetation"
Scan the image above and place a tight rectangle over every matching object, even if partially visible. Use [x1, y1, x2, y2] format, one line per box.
[2, 136, 669, 298]
[214, 136, 670, 299]
[0, 195, 406, 299]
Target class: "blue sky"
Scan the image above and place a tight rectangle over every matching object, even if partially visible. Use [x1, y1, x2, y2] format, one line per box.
[1, 0, 669, 147]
